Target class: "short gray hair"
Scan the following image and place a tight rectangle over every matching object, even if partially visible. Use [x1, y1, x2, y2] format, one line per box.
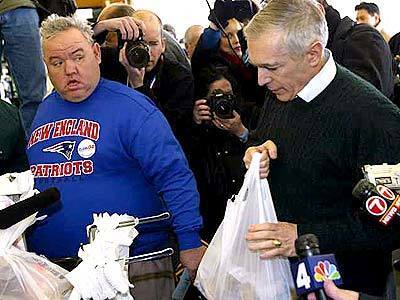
[244, 0, 328, 57]
[40, 14, 94, 44]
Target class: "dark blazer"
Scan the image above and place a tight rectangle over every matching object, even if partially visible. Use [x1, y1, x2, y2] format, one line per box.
[326, 5, 394, 99]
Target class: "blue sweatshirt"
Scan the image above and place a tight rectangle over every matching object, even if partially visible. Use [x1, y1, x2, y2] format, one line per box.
[26, 78, 202, 258]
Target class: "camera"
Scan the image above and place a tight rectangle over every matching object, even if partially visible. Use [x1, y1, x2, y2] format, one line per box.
[207, 89, 236, 119]
[117, 29, 150, 69]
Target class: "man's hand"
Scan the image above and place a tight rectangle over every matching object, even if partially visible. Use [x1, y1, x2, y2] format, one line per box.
[119, 44, 145, 88]
[243, 140, 277, 178]
[179, 245, 206, 281]
[193, 99, 212, 125]
[213, 110, 246, 137]
[246, 222, 297, 259]
[93, 16, 146, 41]
[307, 280, 359, 300]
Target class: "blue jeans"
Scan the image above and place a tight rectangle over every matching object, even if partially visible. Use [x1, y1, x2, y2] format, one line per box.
[0, 7, 46, 134]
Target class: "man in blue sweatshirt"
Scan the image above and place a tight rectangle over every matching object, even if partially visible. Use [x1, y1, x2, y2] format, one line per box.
[26, 15, 204, 299]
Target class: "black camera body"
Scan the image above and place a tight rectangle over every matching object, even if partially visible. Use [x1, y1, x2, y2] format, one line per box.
[207, 89, 236, 119]
[117, 29, 150, 69]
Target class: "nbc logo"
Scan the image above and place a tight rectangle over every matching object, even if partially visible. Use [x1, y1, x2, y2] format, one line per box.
[313, 260, 341, 282]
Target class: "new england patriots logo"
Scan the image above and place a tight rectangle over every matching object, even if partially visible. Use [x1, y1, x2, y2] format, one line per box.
[43, 141, 76, 160]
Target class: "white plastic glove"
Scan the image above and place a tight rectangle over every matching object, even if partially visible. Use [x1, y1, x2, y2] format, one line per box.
[0, 170, 35, 197]
[67, 213, 138, 300]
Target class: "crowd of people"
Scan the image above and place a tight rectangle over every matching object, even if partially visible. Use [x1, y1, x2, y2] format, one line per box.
[2, 0, 400, 299]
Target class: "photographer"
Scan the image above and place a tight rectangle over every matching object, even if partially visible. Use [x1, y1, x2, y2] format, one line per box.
[93, 6, 195, 160]
[191, 0, 265, 115]
[191, 67, 248, 241]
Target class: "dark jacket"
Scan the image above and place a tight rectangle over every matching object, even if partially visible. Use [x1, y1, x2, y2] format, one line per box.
[325, 5, 394, 98]
[135, 54, 195, 147]
[389, 32, 400, 57]
[0, 101, 28, 175]
[191, 122, 246, 241]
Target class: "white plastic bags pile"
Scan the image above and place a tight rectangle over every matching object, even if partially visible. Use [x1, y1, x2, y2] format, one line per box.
[67, 213, 138, 300]
[0, 171, 71, 300]
[195, 153, 294, 299]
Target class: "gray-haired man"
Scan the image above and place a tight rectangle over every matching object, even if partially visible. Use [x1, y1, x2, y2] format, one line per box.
[243, 0, 400, 295]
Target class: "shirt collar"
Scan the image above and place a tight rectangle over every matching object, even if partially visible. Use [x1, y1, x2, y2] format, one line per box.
[297, 49, 337, 103]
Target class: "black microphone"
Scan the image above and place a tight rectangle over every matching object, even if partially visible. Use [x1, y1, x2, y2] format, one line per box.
[352, 179, 400, 226]
[0, 187, 60, 229]
[392, 249, 400, 299]
[295, 234, 328, 300]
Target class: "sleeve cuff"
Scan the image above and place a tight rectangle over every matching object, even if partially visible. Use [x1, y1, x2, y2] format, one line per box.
[238, 127, 249, 143]
[176, 230, 202, 251]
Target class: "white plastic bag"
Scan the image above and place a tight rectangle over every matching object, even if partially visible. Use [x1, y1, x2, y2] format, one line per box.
[0, 214, 72, 300]
[195, 153, 294, 300]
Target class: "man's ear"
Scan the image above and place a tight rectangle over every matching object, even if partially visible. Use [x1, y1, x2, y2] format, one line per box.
[374, 14, 380, 26]
[92, 42, 101, 64]
[306, 41, 323, 68]
[161, 37, 166, 53]
[316, 2, 326, 16]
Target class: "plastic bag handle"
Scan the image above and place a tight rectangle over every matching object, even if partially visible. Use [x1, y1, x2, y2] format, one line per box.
[237, 152, 262, 202]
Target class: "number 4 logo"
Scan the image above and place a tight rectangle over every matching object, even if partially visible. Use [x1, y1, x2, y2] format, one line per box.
[296, 262, 311, 289]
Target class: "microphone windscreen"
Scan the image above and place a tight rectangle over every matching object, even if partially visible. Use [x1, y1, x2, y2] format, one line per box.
[0, 187, 60, 229]
[352, 179, 375, 199]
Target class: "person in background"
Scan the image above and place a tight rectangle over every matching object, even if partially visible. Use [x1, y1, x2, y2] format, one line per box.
[0, 100, 28, 175]
[0, 0, 46, 134]
[192, 67, 248, 241]
[92, 6, 195, 161]
[183, 25, 204, 60]
[191, 0, 265, 114]
[26, 15, 204, 300]
[243, 0, 400, 296]
[316, 0, 394, 99]
[163, 23, 177, 40]
[94, 3, 190, 74]
[355, 2, 391, 42]
[119, 9, 195, 161]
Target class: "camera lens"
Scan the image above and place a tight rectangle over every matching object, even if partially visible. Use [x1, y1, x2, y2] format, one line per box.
[214, 100, 232, 119]
[126, 42, 150, 69]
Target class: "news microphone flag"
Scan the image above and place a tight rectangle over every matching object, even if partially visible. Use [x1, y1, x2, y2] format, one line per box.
[290, 255, 343, 296]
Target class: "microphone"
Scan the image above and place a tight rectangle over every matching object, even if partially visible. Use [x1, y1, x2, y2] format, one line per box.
[0, 187, 60, 229]
[290, 234, 343, 299]
[392, 249, 400, 299]
[352, 179, 400, 226]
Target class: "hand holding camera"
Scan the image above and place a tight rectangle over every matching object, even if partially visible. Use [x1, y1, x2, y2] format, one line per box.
[119, 43, 145, 88]
[193, 99, 212, 125]
[213, 111, 246, 137]
[193, 93, 247, 137]
[93, 16, 145, 41]
[194, 89, 236, 124]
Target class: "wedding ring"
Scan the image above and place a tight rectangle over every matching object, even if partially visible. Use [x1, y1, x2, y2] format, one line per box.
[220, 124, 224, 128]
[272, 239, 282, 248]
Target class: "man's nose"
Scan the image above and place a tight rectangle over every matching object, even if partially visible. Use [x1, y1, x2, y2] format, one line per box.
[258, 68, 272, 86]
[64, 59, 77, 74]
